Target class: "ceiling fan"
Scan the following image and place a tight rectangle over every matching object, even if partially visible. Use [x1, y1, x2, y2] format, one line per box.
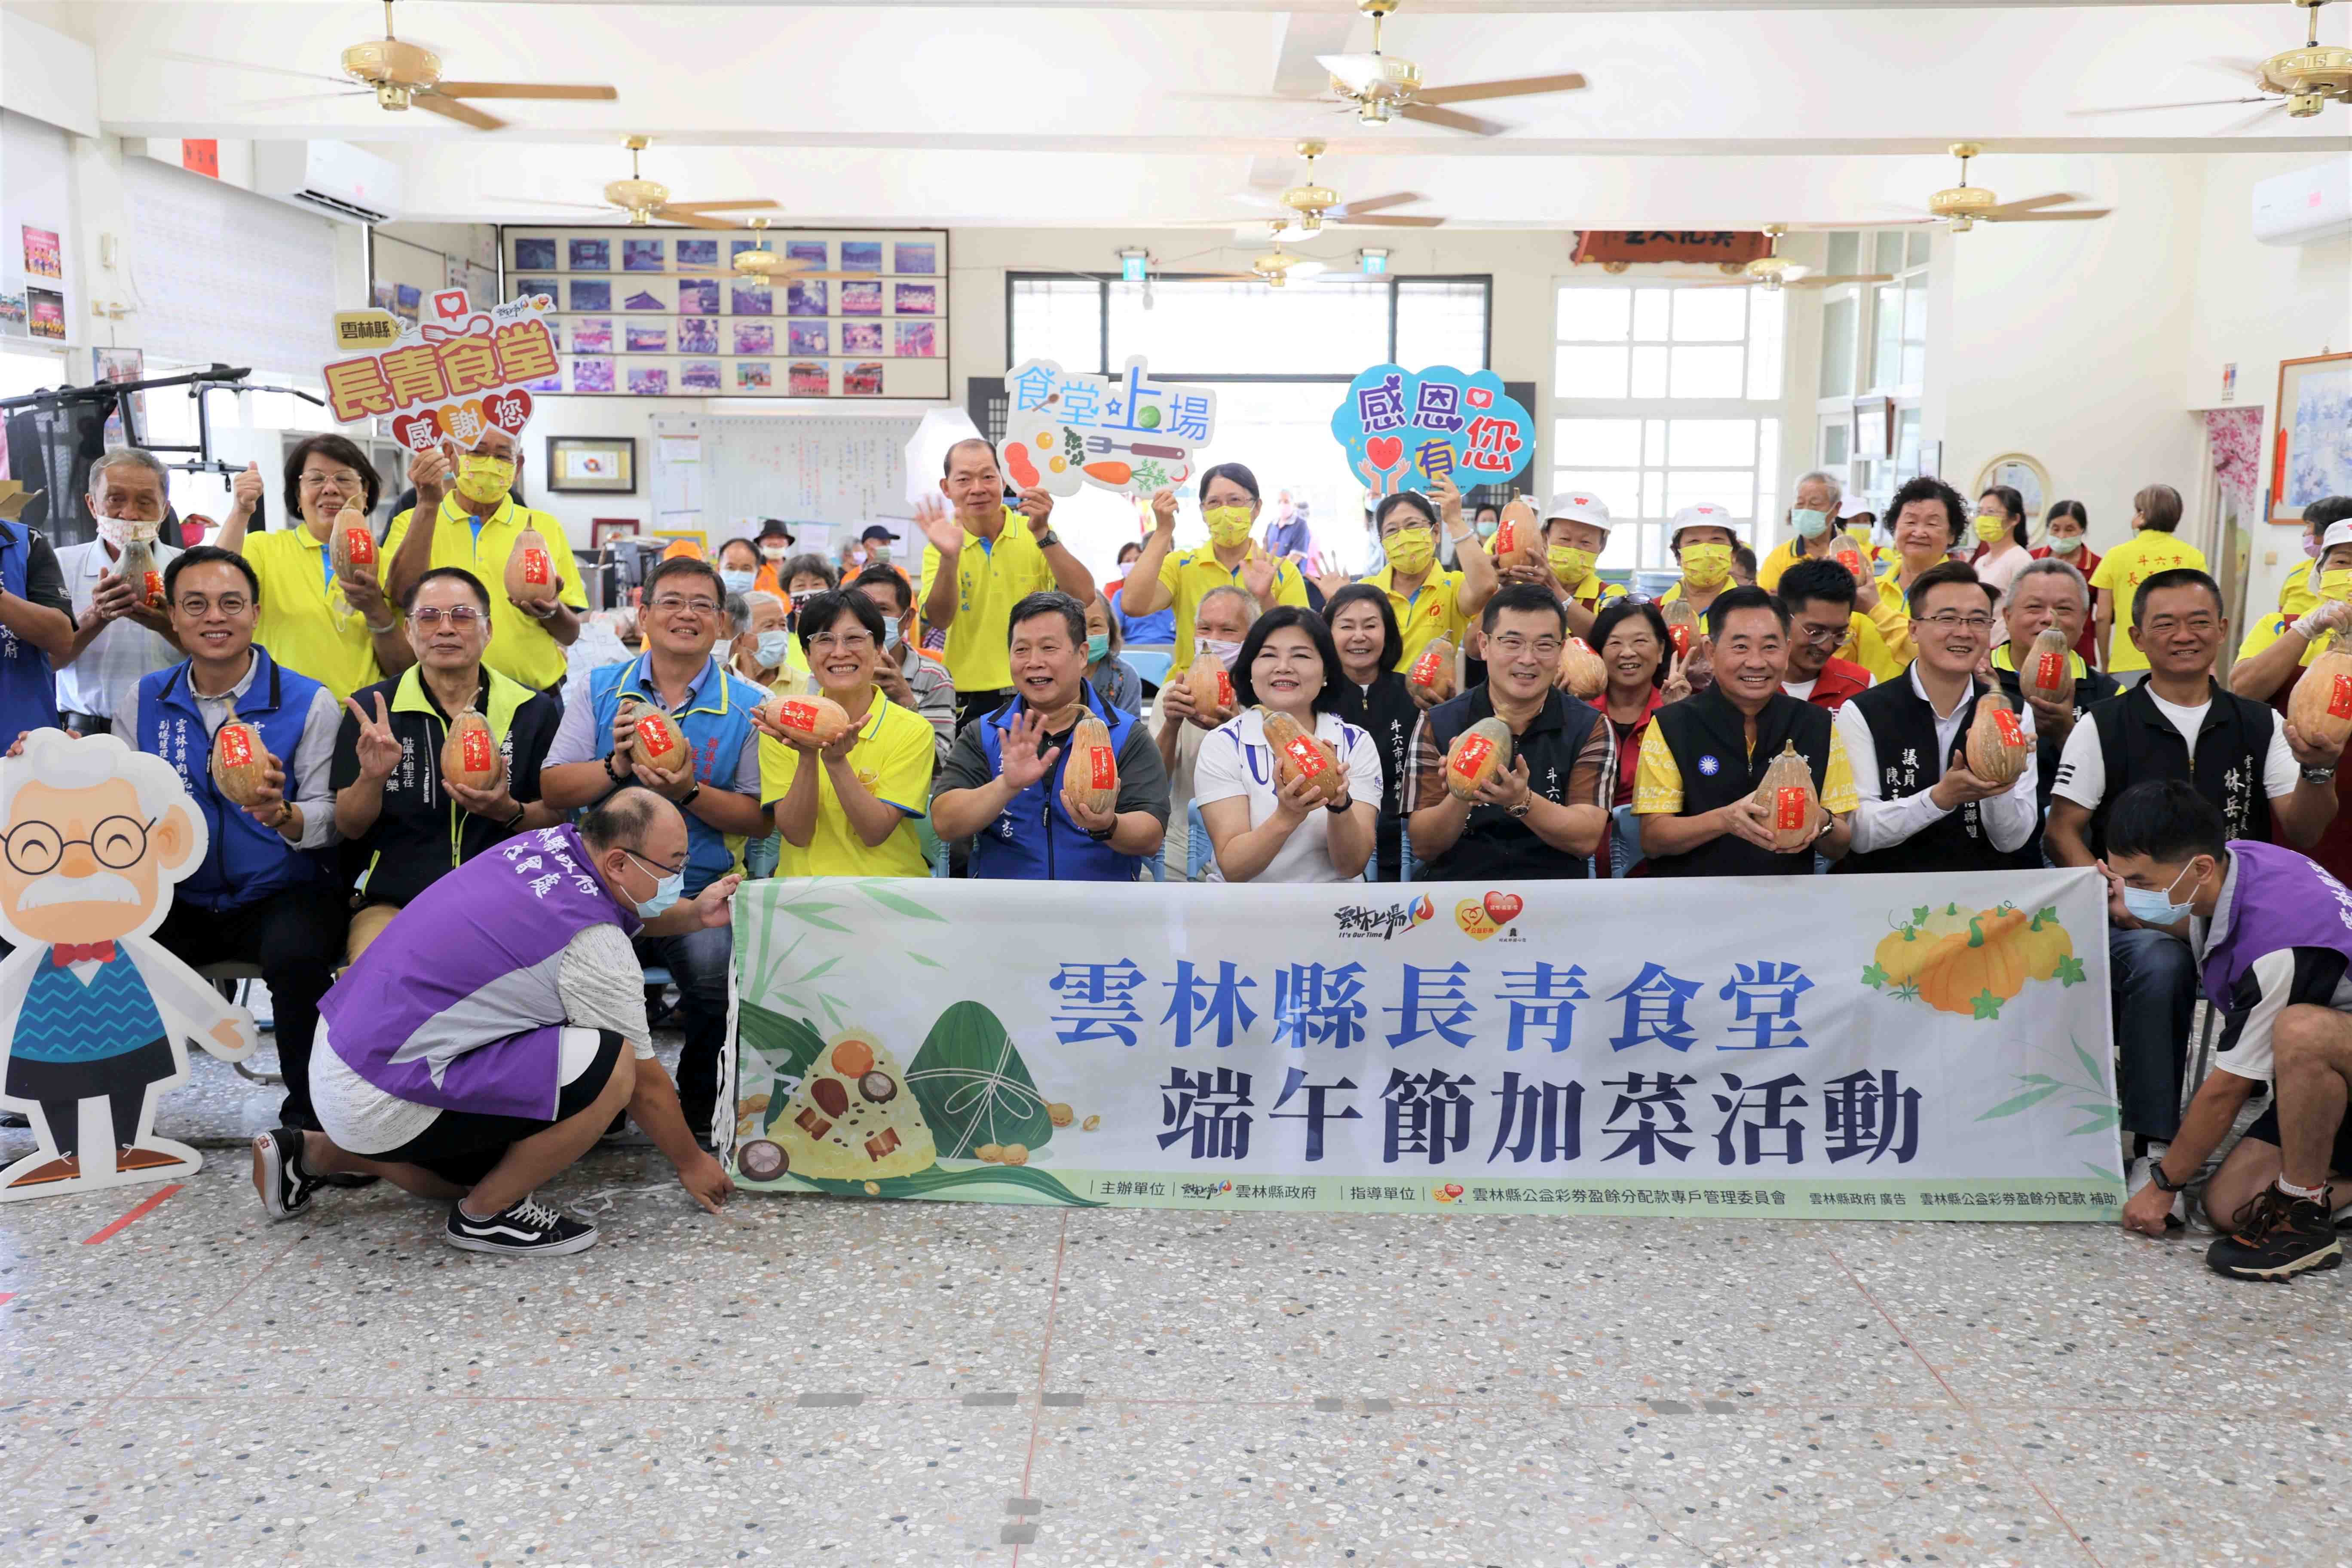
[1189, 0, 1586, 137]
[1188, 239, 1334, 290]
[2070, 0, 2348, 132]
[169, 0, 616, 131]
[1194, 140, 1443, 239]
[490, 136, 783, 232]
[1671, 227, 1895, 291]
[1880, 144, 2112, 232]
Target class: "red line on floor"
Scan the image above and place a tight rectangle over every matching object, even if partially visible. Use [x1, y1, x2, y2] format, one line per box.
[82, 1183, 181, 1244]
[1008, 1209, 1072, 1568]
[0, 1292, 13, 1306]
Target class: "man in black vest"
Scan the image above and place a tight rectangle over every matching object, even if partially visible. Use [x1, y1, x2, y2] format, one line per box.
[2047, 567, 2343, 1210]
[1636, 586, 1856, 875]
[1406, 583, 1609, 879]
[1990, 556, 2119, 868]
[1835, 561, 2038, 874]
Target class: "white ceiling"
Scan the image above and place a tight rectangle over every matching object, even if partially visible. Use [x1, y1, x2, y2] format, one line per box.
[44, 0, 2352, 226]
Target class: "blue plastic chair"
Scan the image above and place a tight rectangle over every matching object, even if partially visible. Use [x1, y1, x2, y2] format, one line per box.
[1126, 649, 1174, 690]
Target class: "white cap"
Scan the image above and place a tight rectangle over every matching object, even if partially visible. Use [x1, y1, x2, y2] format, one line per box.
[1543, 492, 1612, 532]
[1669, 502, 1743, 550]
[1838, 493, 1875, 521]
[2324, 520, 2352, 554]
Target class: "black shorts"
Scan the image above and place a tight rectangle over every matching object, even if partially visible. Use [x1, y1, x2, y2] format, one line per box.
[375, 1029, 625, 1187]
[2241, 1098, 2352, 1179]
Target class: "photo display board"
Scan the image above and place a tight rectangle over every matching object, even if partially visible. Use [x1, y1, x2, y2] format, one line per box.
[503, 227, 949, 400]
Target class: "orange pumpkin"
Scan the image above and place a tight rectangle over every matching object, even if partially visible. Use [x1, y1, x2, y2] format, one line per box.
[1913, 908, 2033, 1016]
[2015, 905, 2074, 982]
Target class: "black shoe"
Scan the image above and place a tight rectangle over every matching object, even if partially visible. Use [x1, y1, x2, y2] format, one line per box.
[250, 1126, 321, 1220]
[317, 1172, 380, 1189]
[2207, 1185, 2344, 1281]
[444, 1194, 598, 1257]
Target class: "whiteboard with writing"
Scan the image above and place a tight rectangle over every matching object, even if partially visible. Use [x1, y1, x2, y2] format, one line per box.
[699, 413, 922, 536]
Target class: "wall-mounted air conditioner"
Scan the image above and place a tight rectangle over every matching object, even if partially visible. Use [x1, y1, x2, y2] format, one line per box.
[252, 140, 400, 226]
[2252, 159, 2351, 248]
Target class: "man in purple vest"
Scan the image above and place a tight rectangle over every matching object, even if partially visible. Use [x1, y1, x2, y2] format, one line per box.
[2111, 779, 2352, 1280]
[250, 786, 737, 1256]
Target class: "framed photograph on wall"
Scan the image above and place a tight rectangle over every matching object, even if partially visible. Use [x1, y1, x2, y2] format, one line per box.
[2272, 351, 2352, 525]
[1972, 453, 2050, 524]
[591, 518, 640, 549]
[547, 436, 638, 494]
[1850, 395, 1895, 460]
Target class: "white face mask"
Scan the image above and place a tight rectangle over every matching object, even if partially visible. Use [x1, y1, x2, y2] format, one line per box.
[1198, 637, 1243, 667]
[2048, 534, 2082, 555]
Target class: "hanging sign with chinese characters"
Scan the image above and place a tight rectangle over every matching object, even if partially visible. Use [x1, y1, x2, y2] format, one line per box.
[1330, 364, 1533, 496]
[726, 871, 2123, 1220]
[997, 356, 1216, 498]
[320, 287, 559, 450]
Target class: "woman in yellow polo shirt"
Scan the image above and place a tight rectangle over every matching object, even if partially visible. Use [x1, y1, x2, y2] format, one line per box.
[1853, 475, 1970, 672]
[755, 587, 932, 879]
[1118, 462, 1309, 668]
[214, 433, 413, 702]
[1364, 477, 1498, 683]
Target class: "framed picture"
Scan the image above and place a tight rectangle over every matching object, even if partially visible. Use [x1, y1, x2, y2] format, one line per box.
[1850, 395, 1895, 460]
[2272, 351, 2352, 525]
[1972, 453, 2050, 524]
[546, 437, 637, 494]
[591, 518, 640, 548]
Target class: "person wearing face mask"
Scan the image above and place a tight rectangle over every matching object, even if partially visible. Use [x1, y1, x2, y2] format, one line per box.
[213, 433, 414, 704]
[273, 787, 737, 1255]
[2267, 497, 2352, 625]
[2089, 483, 2207, 687]
[2104, 780, 2352, 1276]
[2233, 499, 2352, 709]
[1520, 493, 1625, 639]
[331, 567, 565, 963]
[1362, 479, 1498, 693]
[1081, 594, 1142, 717]
[716, 537, 764, 602]
[851, 565, 955, 763]
[382, 427, 587, 701]
[752, 521, 797, 596]
[2027, 501, 2100, 662]
[1968, 486, 2032, 607]
[1755, 472, 1851, 594]
[1658, 504, 1745, 622]
[1118, 462, 1310, 670]
[727, 590, 793, 686]
[774, 554, 839, 683]
[56, 447, 180, 736]
[1106, 539, 1178, 651]
[1264, 491, 1313, 567]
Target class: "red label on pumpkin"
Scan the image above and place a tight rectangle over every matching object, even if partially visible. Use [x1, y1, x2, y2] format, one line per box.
[1451, 734, 1494, 778]
[2331, 674, 2352, 721]
[517, 547, 552, 587]
[1773, 785, 1808, 832]
[773, 701, 818, 733]
[1669, 625, 1692, 658]
[343, 527, 375, 566]
[141, 570, 164, 606]
[217, 727, 255, 769]
[459, 727, 493, 772]
[1409, 648, 1446, 688]
[636, 715, 678, 754]
[1214, 670, 1234, 708]
[2034, 651, 2065, 690]
[1993, 709, 2025, 748]
[1282, 734, 1328, 777]
[1086, 748, 1115, 790]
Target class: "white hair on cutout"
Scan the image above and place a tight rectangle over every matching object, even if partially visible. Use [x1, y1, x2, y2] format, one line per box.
[0, 729, 200, 845]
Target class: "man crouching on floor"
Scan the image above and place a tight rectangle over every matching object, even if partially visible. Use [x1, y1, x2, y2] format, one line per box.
[253, 786, 735, 1255]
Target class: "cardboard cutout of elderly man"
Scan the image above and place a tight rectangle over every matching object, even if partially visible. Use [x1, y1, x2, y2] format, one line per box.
[0, 729, 257, 1197]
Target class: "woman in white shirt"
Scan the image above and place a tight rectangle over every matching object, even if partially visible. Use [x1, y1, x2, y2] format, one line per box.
[1969, 484, 2033, 608]
[1196, 606, 1383, 883]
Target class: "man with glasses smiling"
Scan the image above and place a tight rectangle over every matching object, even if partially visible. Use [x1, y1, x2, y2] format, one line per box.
[540, 555, 769, 1145]
[1832, 561, 2038, 875]
[132, 545, 348, 1133]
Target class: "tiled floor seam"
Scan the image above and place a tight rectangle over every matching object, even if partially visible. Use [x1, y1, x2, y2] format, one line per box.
[1820, 1237, 2110, 1568]
[1007, 1207, 1070, 1562]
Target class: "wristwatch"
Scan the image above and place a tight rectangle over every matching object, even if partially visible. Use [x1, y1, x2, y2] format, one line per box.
[2303, 765, 2338, 785]
[1036, 529, 1061, 549]
[2147, 1160, 2187, 1194]
[1085, 821, 1115, 842]
[501, 805, 527, 832]
[1506, 798, 1534, 818]
[679, 780, 703, 808]
[1324, 793, 1353, 815]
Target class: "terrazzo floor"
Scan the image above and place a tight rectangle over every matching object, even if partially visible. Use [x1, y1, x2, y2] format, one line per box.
[2, 1046, 2346, 1568]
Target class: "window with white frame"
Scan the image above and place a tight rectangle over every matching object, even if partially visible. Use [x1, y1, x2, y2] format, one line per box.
[1815, 229, 1930, 514]
[1550, 282, 1785, 571]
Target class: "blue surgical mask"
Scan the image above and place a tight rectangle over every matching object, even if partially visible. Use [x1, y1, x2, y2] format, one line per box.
[2120, 861, 2200, 928]
[1791, 507, 1830, 541]
[1086, 632, 1110, 662]
[627, 851, 683, 920]
[755, 629, 794, 670]
[1475, 518, 1499, 540]
[721, 569, 756, 594]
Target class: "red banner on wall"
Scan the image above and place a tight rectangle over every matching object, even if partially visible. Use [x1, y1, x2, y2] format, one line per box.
[1571, 231, 1773, 268]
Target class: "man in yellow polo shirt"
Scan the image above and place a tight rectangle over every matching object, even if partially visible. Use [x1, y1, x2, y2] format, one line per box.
[2089, 483, 2205, 685]
[1533, 492, 1626, 638]
[1363, 478, 1498, 684]
[916, 438, 1098, 727]
[383, 426, 586, 696]
[1117, 462, 1309, 668]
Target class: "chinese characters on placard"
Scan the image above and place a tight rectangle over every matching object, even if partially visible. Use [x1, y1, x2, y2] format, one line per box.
[322, 287, 556, 453]
[1329, 364, 1534, 496]
[997, 356, 1216, 498]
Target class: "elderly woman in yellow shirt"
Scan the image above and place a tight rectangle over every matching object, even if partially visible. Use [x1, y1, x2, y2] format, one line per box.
[213, 433, 414, 702]
[1852, 475, 1972, 672]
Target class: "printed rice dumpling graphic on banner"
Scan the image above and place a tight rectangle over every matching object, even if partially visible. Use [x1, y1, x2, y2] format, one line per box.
[320, 286, 558, 450]
[997, 356, 1216, 498]
[1331, 364, 1533, 496]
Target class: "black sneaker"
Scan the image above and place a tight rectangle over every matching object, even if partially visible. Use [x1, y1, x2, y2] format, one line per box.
[444, 1194, 598, 1256]
[2206, 1185, 2344, 1281]
[250, 1126, 321, 1220]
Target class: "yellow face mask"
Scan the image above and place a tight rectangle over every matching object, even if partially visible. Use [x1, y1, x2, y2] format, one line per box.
[1974, 513, 2009, 543]
[1384, 527, 1436, 576]
[1204, 504, 1254, 548]
[2322, 568, 2352, 604]
[1549, 545, 1595, 587]
[1680, 540, 1733, 589]
[455, 453, 515, 505]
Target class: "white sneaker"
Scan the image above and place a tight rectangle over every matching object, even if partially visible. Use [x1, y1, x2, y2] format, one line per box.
[2126, 1154, 2187, 1231]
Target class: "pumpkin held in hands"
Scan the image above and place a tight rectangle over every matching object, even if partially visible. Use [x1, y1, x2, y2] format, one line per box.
[2288, 648, 2352, 752]
[210, 698, 272, 808]
[505, 527, 558, 605]
[1963, 691, 2031, 787]
[1660, 599, 1700, 662]
[1750, 741, 1819, 851]
[1060, 712, 1120, 815]
[760, 689, 853, 749]
[1556, 636, 1606, 699]
[1407, 637, 1457, 703]
[1444, 717, 1513, 801]
[1185, 652, 1237, 724]
[2020, 626, 2074, 708]
[329, 504, 377, 582]
[441, 707, 500, 790]
[1260, 708, 1346, 805]
[116, 527, 166, 610]
[622, 700, 693, 772]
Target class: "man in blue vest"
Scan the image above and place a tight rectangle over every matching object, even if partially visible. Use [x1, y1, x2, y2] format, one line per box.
[539, 554, 769, 1144]
[0, 471, 77, 746]
[132, 546, 348, 1131]
[930, 591, 1169, 879]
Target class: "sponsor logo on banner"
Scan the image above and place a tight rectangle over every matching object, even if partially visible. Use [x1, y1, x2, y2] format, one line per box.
[1333, 894, 1434, 940]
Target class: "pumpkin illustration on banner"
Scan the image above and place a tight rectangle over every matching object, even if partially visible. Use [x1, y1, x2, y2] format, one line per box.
[0, 730, 259, 1200]
[1861, 900, 2086, 1020]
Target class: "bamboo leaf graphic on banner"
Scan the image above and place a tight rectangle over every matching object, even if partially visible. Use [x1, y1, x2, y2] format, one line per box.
[854, 881, 947, 922]
[780, 904, 851, 933]
[738, 1003, 827, 1080]
[2073, 1040, 2104, 1087]
[2069, 1106, 2121, 1135]
[1976, 1082, 2064, 1120]
[906, 1000, 1055, 1158]
[744, 1164, 1102, 1206]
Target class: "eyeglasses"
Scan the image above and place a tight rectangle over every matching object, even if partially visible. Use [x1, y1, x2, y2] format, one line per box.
[623, 846, 686, 879]
[2143, 615, 2220, 636]
[650, 594, 720, 617]
[1487, 634, 1564, 659]
[298, 472, 361, 490]
[3, 815, 153, 876]
[807, 630, 875, 653]
[1916, 613, 1997, 632]
[1793, 622, 1848, 646]
[175, 594, 249, 617]
[412, 606, 484, 627]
